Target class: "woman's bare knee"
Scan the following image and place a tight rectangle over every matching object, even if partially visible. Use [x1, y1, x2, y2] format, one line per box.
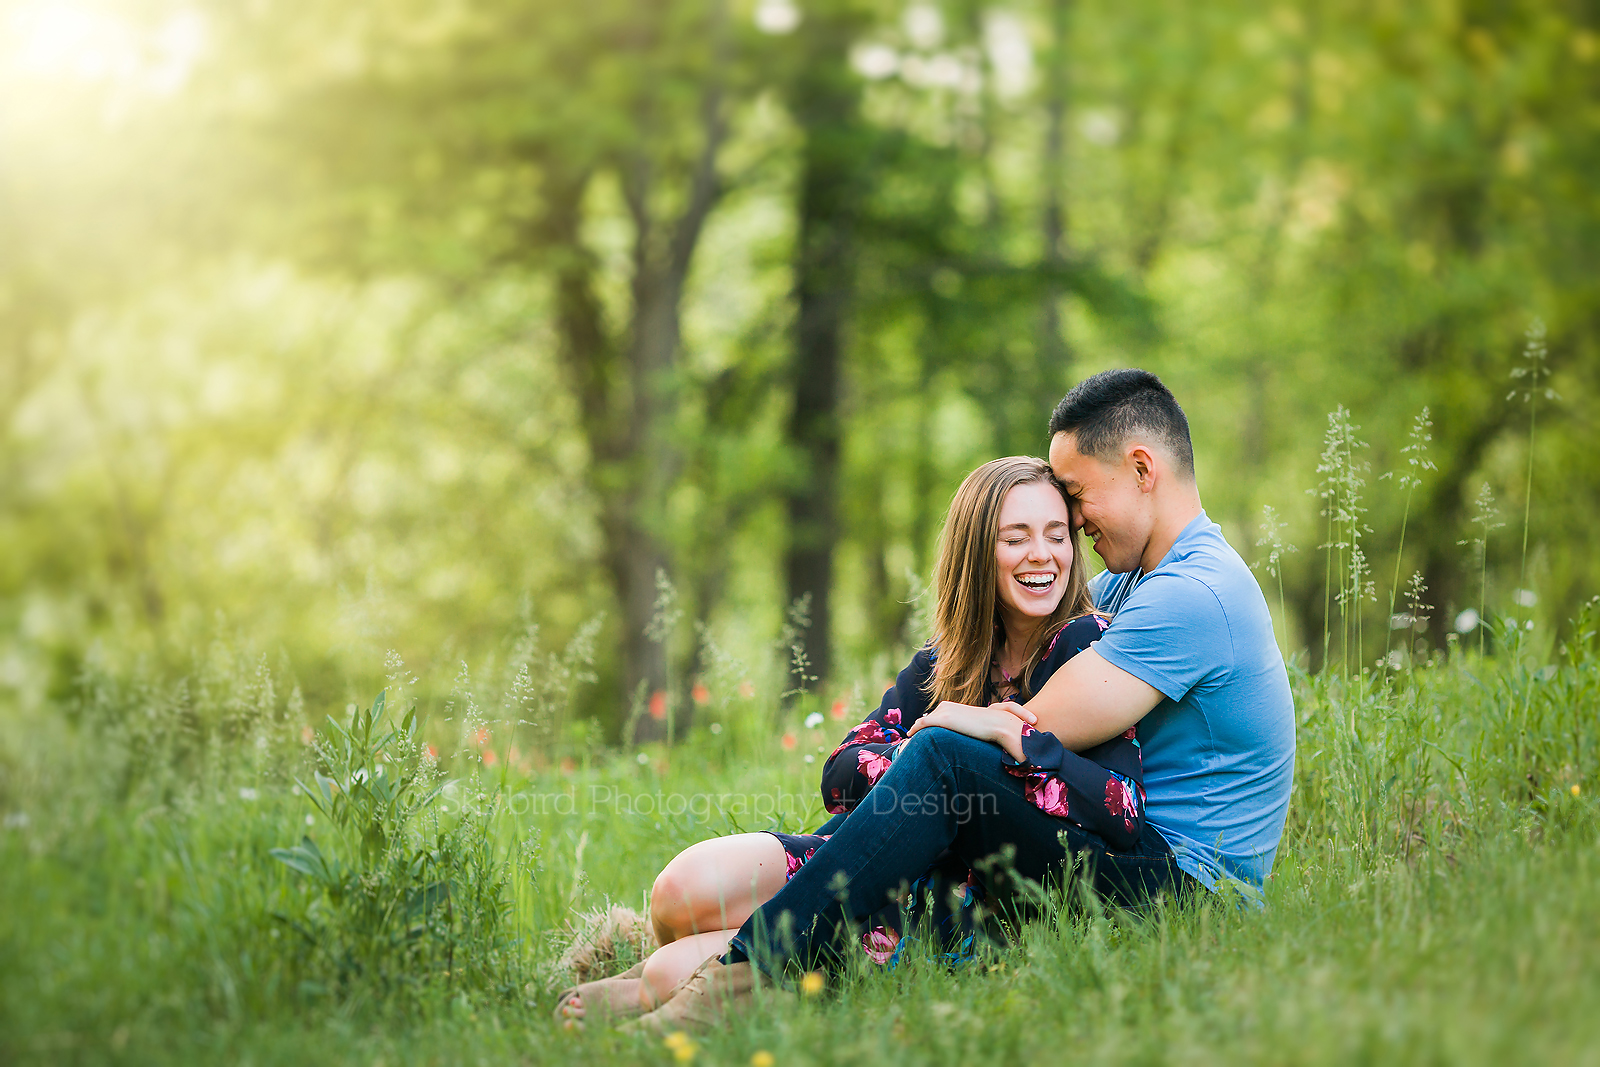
[649, 839, 733, 942]
[650, 861, 694, 944]
[649, 834, 787, 944]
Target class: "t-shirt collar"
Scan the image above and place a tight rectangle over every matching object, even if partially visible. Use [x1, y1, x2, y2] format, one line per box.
[1154, 510, 1212, 572]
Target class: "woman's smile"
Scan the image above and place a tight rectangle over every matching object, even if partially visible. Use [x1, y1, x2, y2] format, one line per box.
[1013, 570, 1058, 597]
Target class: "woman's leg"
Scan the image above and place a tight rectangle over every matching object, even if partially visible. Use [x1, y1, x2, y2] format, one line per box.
[561, 832, 790, 1023]
[649, 832, 791, 945]
[639, 929, 739, 1008]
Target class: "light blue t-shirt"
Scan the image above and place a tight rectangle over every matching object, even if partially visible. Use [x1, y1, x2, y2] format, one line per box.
[1088, 511, 1295, 892]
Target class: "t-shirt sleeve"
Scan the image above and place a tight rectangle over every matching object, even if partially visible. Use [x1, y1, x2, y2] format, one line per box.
[1093, 572, 1232, 701]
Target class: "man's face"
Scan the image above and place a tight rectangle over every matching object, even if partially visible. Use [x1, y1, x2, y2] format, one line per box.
[1048, 431, 1153, 574]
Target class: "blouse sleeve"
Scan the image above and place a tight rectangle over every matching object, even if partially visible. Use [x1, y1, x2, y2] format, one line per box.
[819, 646, 935, 813]
[1004, 613, 1147, 851]
[1002, 725, 1146, 851]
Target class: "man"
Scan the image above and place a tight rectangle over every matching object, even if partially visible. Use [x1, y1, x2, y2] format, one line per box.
[635, 368, 1295, 1030]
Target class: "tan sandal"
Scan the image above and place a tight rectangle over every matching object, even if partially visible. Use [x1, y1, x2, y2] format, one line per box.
[624, 958, 791, 1034]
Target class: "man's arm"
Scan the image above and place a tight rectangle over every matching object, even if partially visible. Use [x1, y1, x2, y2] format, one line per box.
[1014, 646, 1164, 750]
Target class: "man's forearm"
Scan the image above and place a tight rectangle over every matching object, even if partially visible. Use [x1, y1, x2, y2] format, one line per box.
[1023, 647, 1165, 750]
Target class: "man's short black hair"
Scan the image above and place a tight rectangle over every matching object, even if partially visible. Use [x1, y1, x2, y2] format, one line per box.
[1048, 368, 1195, 477]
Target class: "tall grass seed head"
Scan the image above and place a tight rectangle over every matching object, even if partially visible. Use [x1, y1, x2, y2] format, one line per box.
[1508, 318, 1554, 404]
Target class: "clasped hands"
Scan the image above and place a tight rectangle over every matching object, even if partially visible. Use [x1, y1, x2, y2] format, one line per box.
[904, 699, 1036, 763]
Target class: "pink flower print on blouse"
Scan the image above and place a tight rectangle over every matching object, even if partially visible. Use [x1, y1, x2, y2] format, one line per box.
[783, 835, 831, 880]
[857, 748, 894, 787]
[1022, 773, 1070, 818]
[883, 707, 902, 726]
[785, 848, 813, 879]
[848, 721, 887, 745]
[827, 719, 888, 764]
[1008, 723, 1072, 818]
[1104, 774, 1143, 835]
[861, 926, 899, 964]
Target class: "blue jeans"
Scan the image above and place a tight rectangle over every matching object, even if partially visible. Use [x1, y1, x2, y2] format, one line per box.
[727, 727, 1195, 975]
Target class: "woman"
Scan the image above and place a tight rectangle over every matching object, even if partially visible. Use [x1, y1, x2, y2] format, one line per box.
[556, 456, 1143, 1025]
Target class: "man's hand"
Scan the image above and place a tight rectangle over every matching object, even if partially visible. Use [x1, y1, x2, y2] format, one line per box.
[906, 700, 1034, 763]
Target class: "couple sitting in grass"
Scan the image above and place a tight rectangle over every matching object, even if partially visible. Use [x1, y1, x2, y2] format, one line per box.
[556, 369, 1297, 1031]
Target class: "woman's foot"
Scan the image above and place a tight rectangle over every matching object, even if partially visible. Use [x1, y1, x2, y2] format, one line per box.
[558, 930, 743, 1029]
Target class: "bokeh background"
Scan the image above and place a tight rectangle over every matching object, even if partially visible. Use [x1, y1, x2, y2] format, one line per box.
[3, 0, 1597, 735]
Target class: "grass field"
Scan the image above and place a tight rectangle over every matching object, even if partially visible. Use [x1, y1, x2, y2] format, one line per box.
[3, 610, 1599, 1066]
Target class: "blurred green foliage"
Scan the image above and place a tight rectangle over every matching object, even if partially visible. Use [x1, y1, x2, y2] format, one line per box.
[1, 0, 1597, 733]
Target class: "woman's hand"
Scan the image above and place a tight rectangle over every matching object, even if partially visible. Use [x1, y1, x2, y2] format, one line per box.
[987, 700, 1036, 727]
[906, 700, 1036, 763]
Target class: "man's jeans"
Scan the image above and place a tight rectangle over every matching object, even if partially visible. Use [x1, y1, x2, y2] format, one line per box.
[726, 727, 1194, 976]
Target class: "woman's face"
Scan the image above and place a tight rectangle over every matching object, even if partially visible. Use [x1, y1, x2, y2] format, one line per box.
[993, 480, 1075, 625]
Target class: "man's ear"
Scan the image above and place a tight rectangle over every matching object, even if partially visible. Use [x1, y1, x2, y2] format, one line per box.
[1128, 444, 1157, 492]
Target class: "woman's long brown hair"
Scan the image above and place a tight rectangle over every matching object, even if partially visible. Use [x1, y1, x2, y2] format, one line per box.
[922, 456, 1095, 709]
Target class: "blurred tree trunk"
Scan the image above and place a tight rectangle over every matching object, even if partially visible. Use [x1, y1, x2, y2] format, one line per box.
[1037, 0, 1071, 377]
[536, 76, 726, 737]
[677, 354, 783, 725]
[535, 162, 632, 708]
[782, 10, 868, 695]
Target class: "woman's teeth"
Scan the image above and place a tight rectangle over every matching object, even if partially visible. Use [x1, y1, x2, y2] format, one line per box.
[1016, 573, 1055, 590]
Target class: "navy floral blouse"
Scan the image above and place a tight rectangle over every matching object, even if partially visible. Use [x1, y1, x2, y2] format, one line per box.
[820, 613, 1147, 851]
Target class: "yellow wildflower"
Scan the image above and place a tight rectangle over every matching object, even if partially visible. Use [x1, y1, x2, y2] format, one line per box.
[801, 971, 825, 996]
